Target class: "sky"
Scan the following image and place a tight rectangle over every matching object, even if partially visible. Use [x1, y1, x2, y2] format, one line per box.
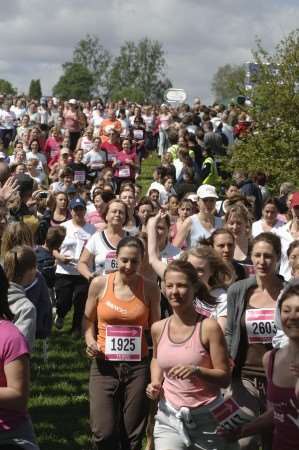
[1, 0, 299, 104]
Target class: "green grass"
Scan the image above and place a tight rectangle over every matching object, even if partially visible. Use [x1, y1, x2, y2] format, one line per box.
[30, 153, 160, 450]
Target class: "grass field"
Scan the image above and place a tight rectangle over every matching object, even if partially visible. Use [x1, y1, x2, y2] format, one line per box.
[29, 153, 160, 450]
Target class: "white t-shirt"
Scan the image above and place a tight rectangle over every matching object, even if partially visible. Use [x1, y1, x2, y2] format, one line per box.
[56, 220, 96, 276]
[84, 149, 107, 169]
[251, 219, 284, 238]
[276, 222, 295, 281]
[85, 230, 127, 275]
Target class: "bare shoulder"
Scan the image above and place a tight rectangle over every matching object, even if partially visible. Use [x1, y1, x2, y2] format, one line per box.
[151, 318, 168, 339]
[89, 275, 107, 298]
[202, 317, 221, 332]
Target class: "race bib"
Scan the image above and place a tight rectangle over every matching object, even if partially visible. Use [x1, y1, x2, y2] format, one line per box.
[133, 129, 144, 140]
[104, 251, 118, 273]
[105, 325, 142, 361]
[74, 171, 85, 183]
[245, 308, 277, 344]
[118, 165, 130, 178]
[211, 398, 253, 432]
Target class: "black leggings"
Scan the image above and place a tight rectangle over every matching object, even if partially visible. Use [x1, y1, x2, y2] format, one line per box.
[55, 274, 89, 331]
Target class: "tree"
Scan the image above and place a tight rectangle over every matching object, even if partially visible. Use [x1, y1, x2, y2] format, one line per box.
[109, 38, 172, 103]
[52, 63, 94, 100]
[229, 30, 299, 190]
[111, 86, 145, 104]
[71, 34, 112, 97]
[29, 79, 42, 100]
[211, 64, 246, 103]
[0, 79, 17, 95]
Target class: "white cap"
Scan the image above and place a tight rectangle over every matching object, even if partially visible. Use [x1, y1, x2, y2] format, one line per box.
[0, 152, 6, 159]
[197, 184, 218, 199]
[69, 99, 77, 105]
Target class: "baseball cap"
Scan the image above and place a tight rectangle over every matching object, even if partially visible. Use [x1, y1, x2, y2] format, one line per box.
[69, 99, 77, 105]
[60, 147, 69, 155]
[290, 192, 299, 208]
[69, 197, 86, 209]
[0, 152, 7, 159]
[197, 184, 218, 199]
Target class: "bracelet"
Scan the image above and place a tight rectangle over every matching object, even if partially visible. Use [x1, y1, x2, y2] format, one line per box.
[192, 366, 201, 377]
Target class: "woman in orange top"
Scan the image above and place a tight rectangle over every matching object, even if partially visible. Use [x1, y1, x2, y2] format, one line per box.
[84, 236, 160, 450]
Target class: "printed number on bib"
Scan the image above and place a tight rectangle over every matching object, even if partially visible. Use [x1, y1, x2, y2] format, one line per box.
[211, 398, 254, 432]
[105, 325, 142, 361]
[245, 308, 277, 344]
[118, 166, 130, 178]
[74, 171, 85, 183]
[104, 251, 118, 273]
[133, 129, 143, 140]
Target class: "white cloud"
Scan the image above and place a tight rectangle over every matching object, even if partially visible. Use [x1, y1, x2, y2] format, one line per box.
[0, 0, 298, 103]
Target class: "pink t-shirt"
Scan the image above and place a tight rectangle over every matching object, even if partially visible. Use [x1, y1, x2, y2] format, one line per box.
[114, 150, 137, 179]
[44, 136, 62, 163]
[0, 320, 29, 431]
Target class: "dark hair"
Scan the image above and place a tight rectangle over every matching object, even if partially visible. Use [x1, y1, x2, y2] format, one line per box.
[119, 181, 135, 194]
[29, 138, 42, 152]
[4, 245, 36, 283]
[154, 166, 167, 179]
[251, 232, 281, 260]
[102, 199, 129, 225]
[61, 167, 74, 178]
[279, 282, 299, 311]
[163, 260, 212, 303]
[209, 228, 235, 245]
[116, 236, 145, 258]
[149, 188, 160, 196]
[45, 226, 66, 251]
[164, 260, 198, 285]
[287, 240, 299, 258]
[262, 197, 280, 211]
[136, 197, 154, 211]
[0, 264, 13, 320]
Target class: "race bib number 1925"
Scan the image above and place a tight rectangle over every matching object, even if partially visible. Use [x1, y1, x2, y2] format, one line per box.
[105, 325, 142, 361]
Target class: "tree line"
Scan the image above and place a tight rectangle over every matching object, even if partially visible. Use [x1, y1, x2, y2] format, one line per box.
[53, 35, 172, 103]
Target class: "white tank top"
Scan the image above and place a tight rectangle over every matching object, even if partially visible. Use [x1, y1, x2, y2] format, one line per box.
[188, 214, 222, 248]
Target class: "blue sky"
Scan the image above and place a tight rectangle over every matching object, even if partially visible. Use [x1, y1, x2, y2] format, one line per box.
[0, 0, 298, 103]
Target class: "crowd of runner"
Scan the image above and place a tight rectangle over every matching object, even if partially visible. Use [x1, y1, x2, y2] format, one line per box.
[0, 94, 299, 450]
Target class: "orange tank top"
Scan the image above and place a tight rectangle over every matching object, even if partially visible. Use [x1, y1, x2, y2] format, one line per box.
[97, 272, 150, 359]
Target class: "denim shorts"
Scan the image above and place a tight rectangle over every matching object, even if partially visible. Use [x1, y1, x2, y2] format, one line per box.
[154, 398, 239, 450]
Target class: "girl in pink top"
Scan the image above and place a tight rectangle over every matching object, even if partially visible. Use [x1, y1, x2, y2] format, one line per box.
[146, 260, 234, 450]
[0, 266, 39, 449]
[44, 126, 63, 166]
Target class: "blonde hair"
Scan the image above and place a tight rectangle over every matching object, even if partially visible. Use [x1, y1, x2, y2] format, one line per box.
[1, 222, 33, 257]
[4, 245, 36, 283]
[180, 246, 234, 289]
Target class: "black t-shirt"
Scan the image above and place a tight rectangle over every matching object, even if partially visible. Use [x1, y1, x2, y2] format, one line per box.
[68, 162, 88, 184]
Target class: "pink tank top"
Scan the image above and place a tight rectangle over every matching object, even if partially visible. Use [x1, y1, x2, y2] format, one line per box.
[267, 349, 299, 450]
[157, 318, 219, 408]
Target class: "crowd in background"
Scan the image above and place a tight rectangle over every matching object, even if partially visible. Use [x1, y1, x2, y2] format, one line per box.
[0, 94, 299, 450]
